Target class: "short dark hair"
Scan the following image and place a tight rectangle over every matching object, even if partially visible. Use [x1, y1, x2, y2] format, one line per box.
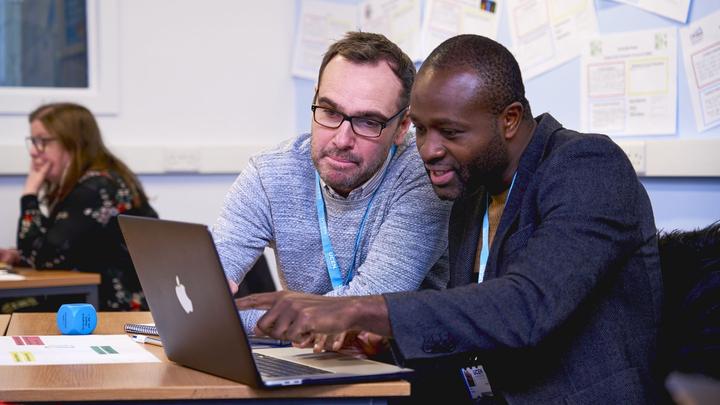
[317, 31, 415, 110]
[420, 34, 531, 119]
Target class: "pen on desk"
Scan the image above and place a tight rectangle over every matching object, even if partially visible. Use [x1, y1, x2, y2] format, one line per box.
[132, 334, 163, 347]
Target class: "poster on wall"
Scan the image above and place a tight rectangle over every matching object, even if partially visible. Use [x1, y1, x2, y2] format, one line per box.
[360, 0, 423, 61]
[291, 0, 359, 80]
[680, 9, 720, 133]
[507, 0, 598, 80]
[610, 0, 691, 24]
[292, 0, 424, 78]
[580, 27, 677, 136]
[420, 0, 501, 60]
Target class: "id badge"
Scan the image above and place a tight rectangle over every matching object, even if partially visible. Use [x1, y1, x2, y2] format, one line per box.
[461, 365, 493, 399]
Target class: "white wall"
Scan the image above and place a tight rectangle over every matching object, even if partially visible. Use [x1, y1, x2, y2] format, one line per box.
[100, 0, 296, 146]
[1, 0, 297, 145]
[0, 0, 297, 246]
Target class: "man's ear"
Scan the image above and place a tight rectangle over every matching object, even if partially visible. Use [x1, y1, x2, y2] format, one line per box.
[393, 111, 411, 145]
[501, 101, 524, 141]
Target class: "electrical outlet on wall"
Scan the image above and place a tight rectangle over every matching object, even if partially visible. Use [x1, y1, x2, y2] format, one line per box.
[163, 148, 201, 172]
[619, 141, 646, 175]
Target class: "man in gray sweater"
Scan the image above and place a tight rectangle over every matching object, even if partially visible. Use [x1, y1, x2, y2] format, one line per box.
[212, 32, 451, 333]
[236, 35, 663, 403]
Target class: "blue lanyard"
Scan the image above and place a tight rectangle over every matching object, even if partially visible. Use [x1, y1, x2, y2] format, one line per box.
[478, 172, 518, 283]
[315, 144, 397, 288]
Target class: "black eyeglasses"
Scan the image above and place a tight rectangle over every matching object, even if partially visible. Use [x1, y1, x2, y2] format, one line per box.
[311, 105, 407, 138]
[25, 136, 58, 153]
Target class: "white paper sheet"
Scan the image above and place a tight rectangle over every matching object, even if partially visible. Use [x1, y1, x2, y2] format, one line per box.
[680, 9, 720, 133]
[420, 0, 501, 60]
[611, 0, 690, 24]
[0, 272, 25, 281]
[291, 0, 359, 80]
[507, 0, 598, 80]
[580, 27, 677, 136]
[0, 334, 161, 365]
[360, 0, 423, 61]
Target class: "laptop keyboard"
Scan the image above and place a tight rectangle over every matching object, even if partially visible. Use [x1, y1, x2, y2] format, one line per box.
[253, 353, 332, 377]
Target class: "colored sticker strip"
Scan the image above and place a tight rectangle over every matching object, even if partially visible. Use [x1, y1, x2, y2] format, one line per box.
[12, 336, 23, 345]
[10, 352, 34, 362]
[90, 346, 106, 355]
[101, 346, 118, 354]
[22, 336, 44, 345]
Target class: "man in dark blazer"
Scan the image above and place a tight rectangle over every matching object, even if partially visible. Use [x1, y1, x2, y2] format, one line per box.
[237, 35, 663, 404]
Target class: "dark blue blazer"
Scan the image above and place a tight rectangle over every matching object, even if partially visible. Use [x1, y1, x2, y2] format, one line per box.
[386, 114, 663, 404]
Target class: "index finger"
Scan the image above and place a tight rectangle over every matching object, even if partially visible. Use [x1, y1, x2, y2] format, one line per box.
[234, 292, 283, 310]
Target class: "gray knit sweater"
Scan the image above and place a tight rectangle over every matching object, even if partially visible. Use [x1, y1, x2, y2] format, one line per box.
[212, 132, 451, 330]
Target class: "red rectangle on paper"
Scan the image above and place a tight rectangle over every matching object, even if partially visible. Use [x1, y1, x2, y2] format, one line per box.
[22, 336, 44, 345]
[12, 336, 24, 345]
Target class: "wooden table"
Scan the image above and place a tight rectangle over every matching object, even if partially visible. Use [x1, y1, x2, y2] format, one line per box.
[0, 268, 100, 308]
[0, 314, 8, 335]
[4, 311, 153, 336]
[0, 312, 410, 403]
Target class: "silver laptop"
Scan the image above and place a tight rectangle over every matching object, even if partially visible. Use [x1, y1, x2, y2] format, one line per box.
[118, 215, 413, 387]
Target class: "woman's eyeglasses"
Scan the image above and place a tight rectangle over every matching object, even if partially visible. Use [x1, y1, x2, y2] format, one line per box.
[25, 136, 58, 153]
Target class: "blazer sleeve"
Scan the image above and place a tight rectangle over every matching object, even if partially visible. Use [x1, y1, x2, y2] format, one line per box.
[385, 135, 656, 362]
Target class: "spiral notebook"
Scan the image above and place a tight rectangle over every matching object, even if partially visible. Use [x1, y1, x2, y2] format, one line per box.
[124, 323, 159, 336]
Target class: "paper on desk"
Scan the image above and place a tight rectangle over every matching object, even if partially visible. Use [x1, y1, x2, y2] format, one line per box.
[0, 334, 161, 365]
[0, 273, 25, 281]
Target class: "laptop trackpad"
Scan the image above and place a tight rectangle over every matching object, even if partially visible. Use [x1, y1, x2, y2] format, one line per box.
[254, 347, 405, 375]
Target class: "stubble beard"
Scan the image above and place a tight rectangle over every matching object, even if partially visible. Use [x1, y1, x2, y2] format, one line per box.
[311, 142, 391, 196]
[457, 129, 509, 200]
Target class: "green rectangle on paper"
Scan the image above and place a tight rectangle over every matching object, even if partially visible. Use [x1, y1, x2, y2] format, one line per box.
[101, 346, 118, 354]
[90, 346, 106, 354]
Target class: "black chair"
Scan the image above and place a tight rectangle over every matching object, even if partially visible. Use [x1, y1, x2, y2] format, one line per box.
[233, 254, 276, 298]
[656, 221, 720, 381]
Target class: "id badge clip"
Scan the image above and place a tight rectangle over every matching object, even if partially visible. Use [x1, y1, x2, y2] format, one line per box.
[461, 365, 494, 400]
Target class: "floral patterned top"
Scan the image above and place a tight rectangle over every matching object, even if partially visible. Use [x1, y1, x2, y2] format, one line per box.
[16, 170, 157, 311]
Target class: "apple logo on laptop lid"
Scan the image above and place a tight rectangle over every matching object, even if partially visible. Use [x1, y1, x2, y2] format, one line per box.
[175, 276, 193, 314]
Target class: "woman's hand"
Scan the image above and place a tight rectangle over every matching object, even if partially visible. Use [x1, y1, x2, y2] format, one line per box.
[23, 160, 51, 195]
[0, 248, 20, 266]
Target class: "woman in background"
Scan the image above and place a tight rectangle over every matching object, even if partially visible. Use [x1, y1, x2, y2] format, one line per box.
[0, 102, 157, 312]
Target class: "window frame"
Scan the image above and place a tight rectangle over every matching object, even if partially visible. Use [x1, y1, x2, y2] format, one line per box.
[0, 0, 118, 115]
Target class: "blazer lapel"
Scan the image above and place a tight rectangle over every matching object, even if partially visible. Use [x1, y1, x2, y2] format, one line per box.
[448, 189, 485, 287]
[484, 113, 561, 279]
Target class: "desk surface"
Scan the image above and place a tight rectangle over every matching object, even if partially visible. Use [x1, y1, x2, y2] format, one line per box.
[0, 267, 100, 289]
[0, 312, 410, 402]
[5, 311, 153, 335]
[0, 314, 8, 335]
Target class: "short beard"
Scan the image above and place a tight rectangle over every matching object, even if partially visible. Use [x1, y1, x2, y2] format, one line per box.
[311, 139, 392, 195]
[459, 127, 509, 199]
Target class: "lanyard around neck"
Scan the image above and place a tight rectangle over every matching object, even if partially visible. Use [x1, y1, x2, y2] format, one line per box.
[315, 144, 397, 289]
[478, 172, 518, 283]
